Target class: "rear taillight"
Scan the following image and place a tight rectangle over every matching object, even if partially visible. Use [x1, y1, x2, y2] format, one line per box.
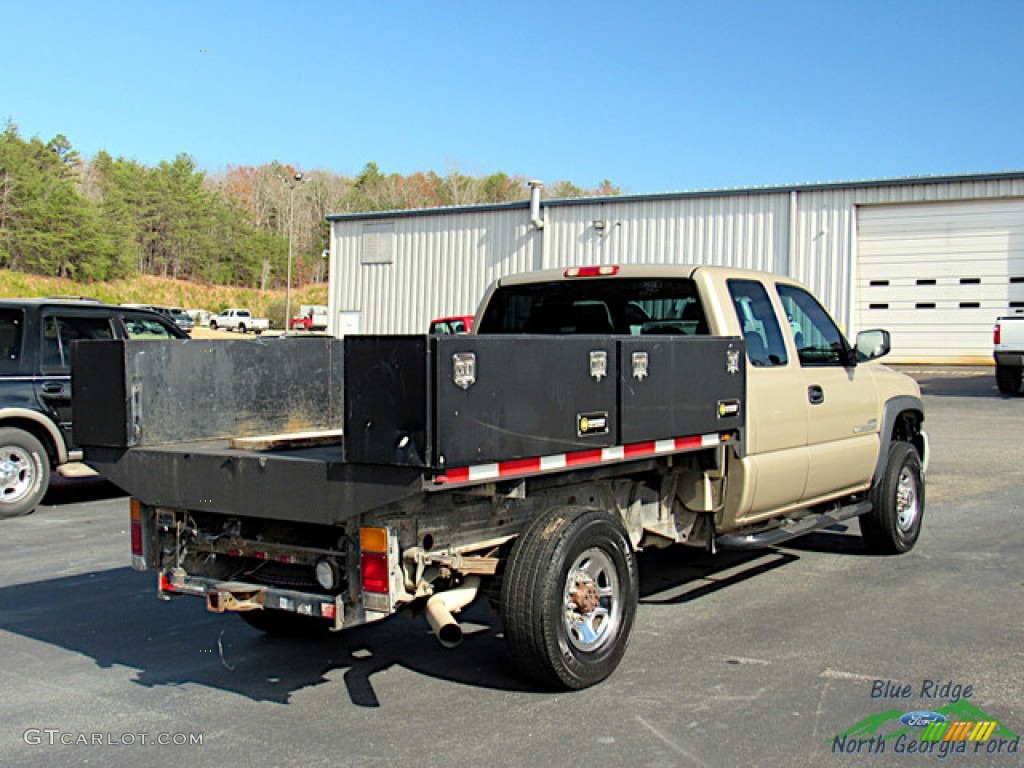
[129, 498, 142, 554]
[360, 526, 391, 595]
[129, 498, 146, 571]
[994, 322, 1001, 345]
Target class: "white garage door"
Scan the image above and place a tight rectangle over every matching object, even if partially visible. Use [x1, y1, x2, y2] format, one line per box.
[856, 199, 1024, 364]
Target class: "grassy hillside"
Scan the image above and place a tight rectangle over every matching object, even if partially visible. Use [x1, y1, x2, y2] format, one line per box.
[0, 273, 328, 327]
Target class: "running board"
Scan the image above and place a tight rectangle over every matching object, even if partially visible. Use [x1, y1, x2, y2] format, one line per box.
[716, 501, 871, 550]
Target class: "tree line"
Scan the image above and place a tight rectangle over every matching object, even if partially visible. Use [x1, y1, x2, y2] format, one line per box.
[0, 120, 619, 288]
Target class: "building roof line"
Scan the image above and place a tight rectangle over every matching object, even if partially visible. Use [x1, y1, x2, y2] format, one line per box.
[326, 170, 1024, 222]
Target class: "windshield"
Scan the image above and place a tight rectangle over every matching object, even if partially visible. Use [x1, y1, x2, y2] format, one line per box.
[476, 278, 707, 335]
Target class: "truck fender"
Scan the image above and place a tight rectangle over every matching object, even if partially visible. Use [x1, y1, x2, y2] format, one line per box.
[0, 407, 68, 465]
[871, 395, 927, 490]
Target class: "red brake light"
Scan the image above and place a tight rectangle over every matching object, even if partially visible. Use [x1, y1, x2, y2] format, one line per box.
[361, 553, 389, 594]
[129, 498, 143, 556]
[994, 322, 1001, 345]
[564, 266, 619, 278]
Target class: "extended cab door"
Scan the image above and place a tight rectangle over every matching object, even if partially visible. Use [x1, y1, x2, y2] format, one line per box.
[774, 282, 879, 500]
[723, 278, 810, 520]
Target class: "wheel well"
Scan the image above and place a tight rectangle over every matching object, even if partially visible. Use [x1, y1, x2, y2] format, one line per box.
[871, 398, 927, 490]
[891, 409, 925, 461]
[0, 416, 62, 468]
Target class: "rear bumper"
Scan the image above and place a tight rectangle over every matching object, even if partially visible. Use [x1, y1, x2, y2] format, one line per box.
[994, 351, 1024, 367]
[158, 573, 354, 631]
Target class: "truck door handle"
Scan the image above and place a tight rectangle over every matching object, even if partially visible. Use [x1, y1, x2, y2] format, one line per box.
[808, 385, 824, 405]
[41, 382, 66, 395]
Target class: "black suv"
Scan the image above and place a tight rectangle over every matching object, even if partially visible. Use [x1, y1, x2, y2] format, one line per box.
[0, 298, 188, 517]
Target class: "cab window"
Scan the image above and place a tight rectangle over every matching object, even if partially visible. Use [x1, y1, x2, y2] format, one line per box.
[477, 278, 707, 335]
[727, 280, 788, 367]
[776, 284, 849, 366]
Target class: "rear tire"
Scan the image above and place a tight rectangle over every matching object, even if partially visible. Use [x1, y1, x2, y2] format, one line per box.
[996, 364, 1022, 395]
[501, 507, 637, 690]
[0, 428, 50, 518]
[861, 442, 924, 554]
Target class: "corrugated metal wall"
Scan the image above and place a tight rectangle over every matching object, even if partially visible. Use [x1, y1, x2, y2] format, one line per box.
[330, 209, 539, 334]
[328, 174, 1024, 340]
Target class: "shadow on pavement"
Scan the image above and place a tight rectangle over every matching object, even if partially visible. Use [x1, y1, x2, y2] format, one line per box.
[0, 529, 877, 708]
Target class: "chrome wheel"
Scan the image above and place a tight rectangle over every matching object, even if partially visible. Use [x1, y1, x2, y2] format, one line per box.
[563, 548, 621, 654]
[895, 466, 920, 532]
[0, 428, 50, 518]
[0, 445, 37, 505]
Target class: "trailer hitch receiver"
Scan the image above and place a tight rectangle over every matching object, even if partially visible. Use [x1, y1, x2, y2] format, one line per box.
[206, 583, 267, 613]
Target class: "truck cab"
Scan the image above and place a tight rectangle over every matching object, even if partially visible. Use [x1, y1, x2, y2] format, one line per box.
[476, 264, 926, 540]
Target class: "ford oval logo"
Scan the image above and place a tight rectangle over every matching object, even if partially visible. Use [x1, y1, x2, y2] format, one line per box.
[899, 711, 947, 728]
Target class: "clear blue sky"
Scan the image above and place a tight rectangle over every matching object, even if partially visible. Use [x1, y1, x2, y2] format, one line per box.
[3, 0, 1023, 195]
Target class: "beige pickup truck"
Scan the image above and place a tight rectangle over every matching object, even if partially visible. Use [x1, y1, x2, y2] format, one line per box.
[76, 264, 927, 690]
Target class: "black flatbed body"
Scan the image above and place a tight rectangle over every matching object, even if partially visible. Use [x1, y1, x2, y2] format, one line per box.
[73, 334, 745, 525]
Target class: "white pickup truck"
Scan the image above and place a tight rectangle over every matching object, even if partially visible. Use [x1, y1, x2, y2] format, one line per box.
[209, 308, 269, 335]
[994, 312, 1024, 394]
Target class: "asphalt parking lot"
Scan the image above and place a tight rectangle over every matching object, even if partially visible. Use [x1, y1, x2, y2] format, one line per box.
[1, 366, 1021, 767]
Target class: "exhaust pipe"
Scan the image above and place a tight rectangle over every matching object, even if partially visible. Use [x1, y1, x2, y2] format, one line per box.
[424, 576, 481, 648]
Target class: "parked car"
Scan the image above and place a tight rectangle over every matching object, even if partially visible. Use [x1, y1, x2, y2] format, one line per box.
[121, 304, 194, 334]
[994, 311, 1024, 394]
[161, 307, 194, 333]
[209, 308, 270, 334]
[429, 315, 475, 335]
[0, 298, 188, 518]
[289, 304, 329, 332]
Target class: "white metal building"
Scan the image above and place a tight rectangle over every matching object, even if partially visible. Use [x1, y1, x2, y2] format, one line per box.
[327, 172, 1024, 364]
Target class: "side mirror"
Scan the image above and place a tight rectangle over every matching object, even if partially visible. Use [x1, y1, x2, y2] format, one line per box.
[856, 329, 891, 362]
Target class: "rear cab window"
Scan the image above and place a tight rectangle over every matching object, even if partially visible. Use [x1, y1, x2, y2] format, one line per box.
[477, 278, 708, 335]
[727, 279, 789, 367]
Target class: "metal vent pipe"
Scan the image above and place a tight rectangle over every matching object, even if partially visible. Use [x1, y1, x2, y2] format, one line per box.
[528, 180, 545, 230]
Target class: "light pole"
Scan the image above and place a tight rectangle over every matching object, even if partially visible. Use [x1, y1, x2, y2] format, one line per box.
[279, 171, 305, 333]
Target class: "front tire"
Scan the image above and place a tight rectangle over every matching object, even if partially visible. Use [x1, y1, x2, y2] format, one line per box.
[861, 442, 924, 554]
[0, 428, 50, 518]
[501, 507, 638, 690]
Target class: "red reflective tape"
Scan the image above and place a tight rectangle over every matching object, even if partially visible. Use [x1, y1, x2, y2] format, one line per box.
[444, 467, 471, 484]
[435, 432, 726, 486]
[624, 441, 657, 457]
[565, 449, 605, 466]
[499, 456, 543, 475]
